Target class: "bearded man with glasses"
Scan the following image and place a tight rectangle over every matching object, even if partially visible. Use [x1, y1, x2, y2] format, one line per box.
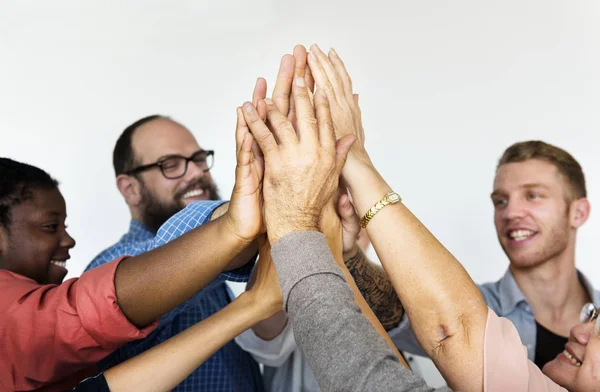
[84, 114, 264, 391]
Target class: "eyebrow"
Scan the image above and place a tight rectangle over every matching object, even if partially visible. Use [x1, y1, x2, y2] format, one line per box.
[41, 211, 62, 218]
[154, 149, 205, 162]
[491, 183, 550, 198]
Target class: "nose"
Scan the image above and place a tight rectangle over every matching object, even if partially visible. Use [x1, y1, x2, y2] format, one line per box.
[61, 229, 76, 250]
[570, 322, 594, 345]
[502, 198, 527, 221]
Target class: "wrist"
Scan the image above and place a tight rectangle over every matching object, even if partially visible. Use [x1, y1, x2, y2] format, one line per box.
[266, 211, 320, 245]
[210, 202, 229, 221]
[241, 288, 282, 321]
[268, 224, 320, 245]
[343, 244, 360, 262]
[219, 212, 255, 250]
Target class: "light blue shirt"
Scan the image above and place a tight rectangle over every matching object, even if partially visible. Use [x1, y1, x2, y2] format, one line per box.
[389, 269, 600, 361]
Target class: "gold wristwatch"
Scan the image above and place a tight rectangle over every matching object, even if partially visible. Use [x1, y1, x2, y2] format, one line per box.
[360, 192, 402, 228]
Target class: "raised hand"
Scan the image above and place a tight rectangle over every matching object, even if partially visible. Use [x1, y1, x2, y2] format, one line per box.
[307, 44, 368, 164]
[223, 102, 265, 242]
[241, 75, 355, 245]
[338, 192, 362, 258]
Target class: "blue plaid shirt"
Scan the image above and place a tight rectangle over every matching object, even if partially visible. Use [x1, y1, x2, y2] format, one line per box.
[85, 201, 263, 391]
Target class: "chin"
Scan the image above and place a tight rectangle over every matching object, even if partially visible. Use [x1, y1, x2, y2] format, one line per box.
[542, 358, 574, 389]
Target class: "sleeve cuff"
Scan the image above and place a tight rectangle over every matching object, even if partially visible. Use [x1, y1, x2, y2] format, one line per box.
[76, 256, 158, 348]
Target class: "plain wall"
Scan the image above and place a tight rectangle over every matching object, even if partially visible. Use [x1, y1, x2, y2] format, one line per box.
[1, 0, 599, 386]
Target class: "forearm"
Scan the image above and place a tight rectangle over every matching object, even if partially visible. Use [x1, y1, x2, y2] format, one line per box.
[343, 246, 404, 330]
[343, 155, 487, 389]
[250, 310, 288, 340]
[115, 216, 251, 327]
[274, 232, 429, 391]
[334, 250, 408, 367]
[104, 292, 266, 392]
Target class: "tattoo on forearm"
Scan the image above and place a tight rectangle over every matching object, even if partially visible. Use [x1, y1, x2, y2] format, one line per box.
[345, 249, 404, 330]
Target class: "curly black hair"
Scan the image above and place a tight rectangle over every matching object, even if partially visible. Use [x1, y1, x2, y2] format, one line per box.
[0, 158, 59, 228]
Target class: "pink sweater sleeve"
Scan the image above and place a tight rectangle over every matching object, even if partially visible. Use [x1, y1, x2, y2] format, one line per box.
[484, 308, 566, 392]
[0, 257, 158, 391]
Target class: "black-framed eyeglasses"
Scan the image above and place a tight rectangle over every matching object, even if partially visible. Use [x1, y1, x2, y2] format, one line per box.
[126, 150, 215, 179]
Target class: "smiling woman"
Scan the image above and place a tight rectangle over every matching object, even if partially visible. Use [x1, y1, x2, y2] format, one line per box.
[0, 158, 76, 285]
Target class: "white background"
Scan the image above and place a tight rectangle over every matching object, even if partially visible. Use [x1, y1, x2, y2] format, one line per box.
[1, 0, 598, 386]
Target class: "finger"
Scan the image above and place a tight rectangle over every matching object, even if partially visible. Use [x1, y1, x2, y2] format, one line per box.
[313, 89, 335, 149]
[252, 77, 267, 107]
[238, 132, 253, 167]
[328, 48, 354, 103]
[241, 102, 278, 154]
[338, 193, 356, 221]
[311, 44, 344, 102]
[292, 76, 318, 143]
[334, 134, 357, 175]
[307, 50, 336, 103]
[265, 98, 299, 145]
[292, 44, 308, 79]
[235, 106, 248, 157]
[257, 98, 267, 121]
[353, 94, 362, 123]
[235, 109, 254, 180]
[305, 63, 315, 94]
[272, 54, 295, 116]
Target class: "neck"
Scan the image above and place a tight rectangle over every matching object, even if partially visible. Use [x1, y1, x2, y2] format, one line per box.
[510, 245, 589, 326]
[130, 209, 157, 234]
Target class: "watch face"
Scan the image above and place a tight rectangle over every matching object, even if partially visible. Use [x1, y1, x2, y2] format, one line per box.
[388, 193, 401, 203]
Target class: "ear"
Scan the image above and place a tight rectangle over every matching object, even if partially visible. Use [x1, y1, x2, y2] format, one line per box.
[116, 174, 143, 207]
[570, 197, 591, 229]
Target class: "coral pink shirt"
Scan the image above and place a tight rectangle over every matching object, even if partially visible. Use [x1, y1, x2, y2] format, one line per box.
[485, 308, 567, 391]
[0, 257, 158, 392]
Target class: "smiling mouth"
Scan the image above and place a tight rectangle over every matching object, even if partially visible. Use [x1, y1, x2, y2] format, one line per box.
[50, 260, 67, 269]
[507, 229, 537, 242]
[562, 349, 582, 367]
[181, 188, 206, 199]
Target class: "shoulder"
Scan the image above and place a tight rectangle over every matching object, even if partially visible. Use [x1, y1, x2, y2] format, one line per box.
[85, 238, 149, 271]
[478, 280, 504, 312]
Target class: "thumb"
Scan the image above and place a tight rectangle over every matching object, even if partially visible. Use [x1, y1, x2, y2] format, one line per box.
[335, 134, 356, 174]
[338, 193, 360, 234]
[338, 193, 355, 221]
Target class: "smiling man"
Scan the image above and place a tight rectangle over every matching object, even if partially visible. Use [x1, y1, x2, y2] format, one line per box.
[485, 140, 598, 368]
[84, 115, 263, 391]
[114, 115, 220, 233]
[385, 140, 600, 370]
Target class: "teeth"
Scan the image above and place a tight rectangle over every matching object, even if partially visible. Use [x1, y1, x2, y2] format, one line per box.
[562, 350, 582, 366]
[51, 260, 66, 268]
[182, 189, 205, 199]
[509, 230, 535, 241]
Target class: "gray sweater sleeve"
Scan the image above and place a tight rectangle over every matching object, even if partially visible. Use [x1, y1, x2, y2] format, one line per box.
[271, 231, 451, 392]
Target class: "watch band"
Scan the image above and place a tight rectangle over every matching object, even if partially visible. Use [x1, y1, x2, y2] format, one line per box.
[360, 192, 402, 228]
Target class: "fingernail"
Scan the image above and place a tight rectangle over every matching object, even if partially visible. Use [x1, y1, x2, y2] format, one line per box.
[243, 102, 253, 112]
[264, 98, 273, 105]
[312, 44, 322, 53]
[308, 52, 317, 62]
[330, 48, 338, 58]
[295, 77, 305, 87]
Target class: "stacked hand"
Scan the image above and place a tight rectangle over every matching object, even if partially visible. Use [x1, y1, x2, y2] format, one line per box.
[229, 44, 367, 304]
[241, 75, 355, 244]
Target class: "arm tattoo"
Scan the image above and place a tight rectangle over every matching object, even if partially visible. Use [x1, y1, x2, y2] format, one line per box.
[345, 248, 404, 330]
